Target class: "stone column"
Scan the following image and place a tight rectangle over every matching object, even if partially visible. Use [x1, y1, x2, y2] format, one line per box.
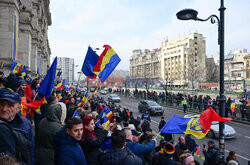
[0, 0, 20, 72]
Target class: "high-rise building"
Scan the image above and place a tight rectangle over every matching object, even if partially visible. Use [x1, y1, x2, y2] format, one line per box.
[160, 33, 206, 87]
[57, 57, 74, 84]
[0, 0, 52, 76]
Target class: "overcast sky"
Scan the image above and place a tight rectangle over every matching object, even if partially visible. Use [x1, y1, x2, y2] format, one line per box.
[48, 0, 250, 76]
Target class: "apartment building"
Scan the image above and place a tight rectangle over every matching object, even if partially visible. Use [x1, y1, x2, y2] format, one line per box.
[160, 33, 206, 87]
[57, 57, 74, 84]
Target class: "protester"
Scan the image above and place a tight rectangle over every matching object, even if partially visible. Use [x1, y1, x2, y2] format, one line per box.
[179, 153, 196, 165]
[153, 142, 175, 165]
[202, 140, 219, 165]
[36, 103, 67, 165]
[99, 130, 143, 165]
[0, 71, 4, 78]
[123, 127, 156, 162]
[80, 116, 109, 165]
[226, 151, 239, 165]
[185, 134, 196, 154]
[54, 117, 87, 165]
[158, 116, 166, 131]
[174, 136, 186, 161]
[0, 88, 34, 165]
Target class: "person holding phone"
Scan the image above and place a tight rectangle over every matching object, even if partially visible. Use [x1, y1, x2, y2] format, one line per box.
[202, 140, 219, 165]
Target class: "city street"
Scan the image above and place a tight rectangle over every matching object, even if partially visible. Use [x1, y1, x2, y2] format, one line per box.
[102, 93, 250, 164]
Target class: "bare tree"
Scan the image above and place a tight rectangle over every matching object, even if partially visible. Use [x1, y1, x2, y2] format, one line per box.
[206, 58, 219, 82]
[187, 54, 204, 90]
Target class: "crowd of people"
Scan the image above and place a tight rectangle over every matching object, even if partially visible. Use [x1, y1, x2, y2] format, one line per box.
[117, 88, 250, 121]
[0, 71, 240, 165]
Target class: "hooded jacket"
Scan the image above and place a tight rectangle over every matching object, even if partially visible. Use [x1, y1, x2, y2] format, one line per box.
[54, 126, 87, 165]
[36, 103, 67, 165]
[99, 147, 143, 165]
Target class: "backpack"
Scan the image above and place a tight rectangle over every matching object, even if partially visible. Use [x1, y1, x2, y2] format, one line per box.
[0, 120, 32, 165]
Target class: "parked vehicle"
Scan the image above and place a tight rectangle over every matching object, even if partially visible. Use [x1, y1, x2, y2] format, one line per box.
[184, 114, 236, 139]
[100, 90, 107, 95]
[108, 94, 121, 103]
[138, 100, 164, 115]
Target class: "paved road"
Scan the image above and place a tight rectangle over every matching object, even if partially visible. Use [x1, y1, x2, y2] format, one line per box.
[102, 93, 250, 164]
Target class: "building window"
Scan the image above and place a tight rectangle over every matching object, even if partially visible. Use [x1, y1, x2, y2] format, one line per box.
[247, 61, 249, 67]
[195, 48, 197, 50]
[238, 73, 241, 77]
[194, 36, 197, 39]
[195, 42, 197, 45]
[247, 72, 250, 78]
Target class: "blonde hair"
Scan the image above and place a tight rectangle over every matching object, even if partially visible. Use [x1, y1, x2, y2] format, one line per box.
[179, 153, 192, 163]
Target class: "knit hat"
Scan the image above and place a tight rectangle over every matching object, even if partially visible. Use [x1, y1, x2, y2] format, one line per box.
[19, 79, 27, 85]
[82, 116, 94, 126]
[162, 143, 175, 156]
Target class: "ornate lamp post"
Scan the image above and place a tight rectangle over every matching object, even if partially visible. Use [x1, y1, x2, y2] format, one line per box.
[176, 0, 226, 164]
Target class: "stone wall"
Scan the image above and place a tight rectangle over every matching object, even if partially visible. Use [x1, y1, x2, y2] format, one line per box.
[0, 0, 51, 77]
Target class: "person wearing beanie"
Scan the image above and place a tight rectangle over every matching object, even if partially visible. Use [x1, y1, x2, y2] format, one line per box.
[156, 142, 175, 165]
[0, 71, 4, 78]
[80, 116, 109, 165]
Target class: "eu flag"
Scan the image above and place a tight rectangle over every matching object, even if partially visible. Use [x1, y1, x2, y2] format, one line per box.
[38, 57, 57, 99]
[81, 46, 99, 78]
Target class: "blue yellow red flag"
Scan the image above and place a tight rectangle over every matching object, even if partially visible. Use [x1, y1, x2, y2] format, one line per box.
[161, 107, 232, 139]
[21, 66, 27, 79]
[97, 107, 113, 128]
[82, 92, 88, 103]
[0, 61, 5, 68]
[93, 45, 121, 82]
[230, 99, 236, 113]
[57, 79, 64, 90]
[37, 68, 41, 80]
[11, 61, 23, 74]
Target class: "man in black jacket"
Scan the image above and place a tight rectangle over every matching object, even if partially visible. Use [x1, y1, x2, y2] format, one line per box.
[203, 140, 219, 165]
[99, 130, 143, 165]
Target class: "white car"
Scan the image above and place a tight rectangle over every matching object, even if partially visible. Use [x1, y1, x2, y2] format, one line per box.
[108, 94, 121, 103]
[184, 114, 236, 139]
[100, 90, 107, 95]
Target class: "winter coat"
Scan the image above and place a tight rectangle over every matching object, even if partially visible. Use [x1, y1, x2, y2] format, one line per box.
[0, 113, 35, 165]
[36, 103, 67, 165]
[126, 139, 155, 161]
[80, 127, 108, 165]
[54, 126, 87, 165]
[203, 145, 219, 165]
[153, 153, 175, 165]
[99, 147, 143, 165]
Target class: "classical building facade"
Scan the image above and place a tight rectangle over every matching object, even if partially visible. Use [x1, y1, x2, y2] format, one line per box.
[224, 49, 250, 90]
[129, 48, 161, 80]
[0, 0, 51, 76]
[160, 33, 206, 87]
[57, 57, 74, 84]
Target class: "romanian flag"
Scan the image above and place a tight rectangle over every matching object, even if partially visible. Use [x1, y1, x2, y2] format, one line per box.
[230, 99, 236, 113]
[76, 100, 82, 107]
[82, 92, 88, 103]
[70, 83, 73, 91]
[0, 61, 5, 68]
[56, 71, 62, 77]
[38, 57, 57, 99]
[21, 66, 27, 79]
[93, 89, 97, 96]
[24, 96, 46, 114]
[160, 107, 232, 139]
[81, 46, 99, 79]
[10, 61, 23, 74]
[57, 79, 64, 90]
[97, 107, 113, 128]
[93, 45, 121, 82]
[37, 68, 41, 80]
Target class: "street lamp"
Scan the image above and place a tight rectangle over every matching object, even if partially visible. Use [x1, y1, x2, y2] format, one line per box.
[176, 0, 226, 164]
